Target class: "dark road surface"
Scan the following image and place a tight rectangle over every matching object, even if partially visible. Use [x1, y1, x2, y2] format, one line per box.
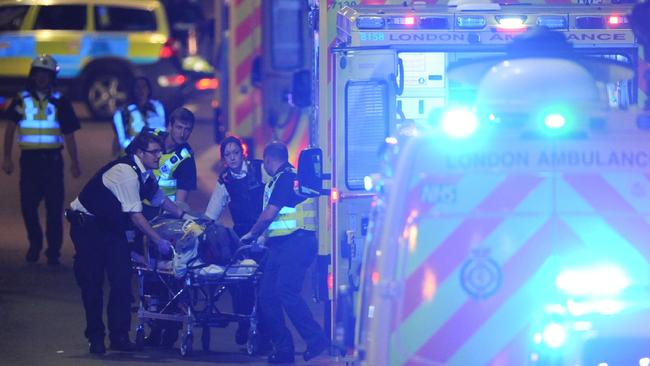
[0, 113, 343, 366]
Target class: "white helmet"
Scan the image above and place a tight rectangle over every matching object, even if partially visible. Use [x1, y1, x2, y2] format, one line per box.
[31, 54, 59, 73]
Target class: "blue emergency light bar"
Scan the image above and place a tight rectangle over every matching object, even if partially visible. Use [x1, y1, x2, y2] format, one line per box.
[537, 15, 567, 29]
[456, 15, 486, 29]
[356, 16, 385, 29]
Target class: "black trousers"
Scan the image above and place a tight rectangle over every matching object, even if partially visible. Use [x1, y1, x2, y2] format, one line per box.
[258, 230, 325, 353]
[19, 149, 64, 260]
[70, 218, 132, 343]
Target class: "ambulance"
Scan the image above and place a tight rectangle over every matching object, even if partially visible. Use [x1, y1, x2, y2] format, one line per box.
[309, 2, 650, 365]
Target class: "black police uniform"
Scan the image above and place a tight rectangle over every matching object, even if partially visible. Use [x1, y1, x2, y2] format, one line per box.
[259, 163, 327, 360]
[4, 89, 80, 263]
[220, 159, 264, 237]
[220, 159, 265, 343]
[68, 155, 158, 346]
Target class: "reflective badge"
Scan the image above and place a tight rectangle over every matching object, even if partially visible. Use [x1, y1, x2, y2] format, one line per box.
[160, 164, 170, 174]
[460, 248, 502, 300]
[47, 105, 54, 116]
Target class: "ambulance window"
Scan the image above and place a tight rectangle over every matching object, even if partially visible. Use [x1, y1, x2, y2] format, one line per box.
[94, 7, 157, 32]
[587, 53, 635, 109]
[345, 80, 389, 190]
[0, 6, 29, 32]
[34, 5, 86, 31]
[270, 0, 304, 70]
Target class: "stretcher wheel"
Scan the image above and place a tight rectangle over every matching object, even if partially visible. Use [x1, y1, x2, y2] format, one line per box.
[246, 329, 259, 356]
[135, 326, 145, 351]
[180, 333, 193, 357]
[201, 326, 210, 352]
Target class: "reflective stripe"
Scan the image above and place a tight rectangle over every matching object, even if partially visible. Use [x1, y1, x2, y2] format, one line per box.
[269, 220, 297, 230]
[19, 135, 64, 144]
[158, 178, 177, 187]
[18, 120, 60, 129]
[279, 206, 296, 214]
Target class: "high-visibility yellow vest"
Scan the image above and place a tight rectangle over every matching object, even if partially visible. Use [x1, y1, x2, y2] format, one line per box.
[264, 166, 317, 237]
[154, 146, 191, 201]
[113, 100, 166, 150]
[17, 91, 63, 150]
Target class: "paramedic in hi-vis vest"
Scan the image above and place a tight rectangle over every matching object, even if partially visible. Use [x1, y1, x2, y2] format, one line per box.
[2, 55, 81, 265]
[241, 142, 328, 364]
[143, 107, 197, 218]
[112, 76, 166, 156]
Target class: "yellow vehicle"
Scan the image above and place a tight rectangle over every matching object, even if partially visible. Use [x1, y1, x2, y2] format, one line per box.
[0, 0, 197, 119]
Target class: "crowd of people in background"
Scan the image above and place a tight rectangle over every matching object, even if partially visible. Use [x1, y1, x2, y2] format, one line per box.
[1, 54, 326, 364]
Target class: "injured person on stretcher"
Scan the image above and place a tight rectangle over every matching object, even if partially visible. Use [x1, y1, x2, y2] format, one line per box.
[131, 216, 265, 356]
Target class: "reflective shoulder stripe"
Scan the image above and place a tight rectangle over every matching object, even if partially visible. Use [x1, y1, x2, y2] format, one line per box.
[127, 104, 138, 112]
[51, 91, 61, 99]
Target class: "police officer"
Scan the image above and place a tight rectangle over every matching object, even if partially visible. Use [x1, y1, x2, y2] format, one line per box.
[141, 107, 196, 348]
[112, 76, 166, 155]
[205, 135, 267, 345]
[241, 142, 327, 364]
[68, 130, 189, 355]
[2, 54, 81, 265]
[154, 107, 196, 206]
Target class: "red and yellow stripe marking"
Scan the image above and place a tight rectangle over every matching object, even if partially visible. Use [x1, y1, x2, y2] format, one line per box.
[388, 170, 650, 365]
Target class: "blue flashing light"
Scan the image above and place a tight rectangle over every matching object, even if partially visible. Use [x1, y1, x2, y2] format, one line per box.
[537, 15, 567, 29]
[357, 16, 385, 29]
[544, 113, 566, 129]
[456, 15, 486, 29]
[441, 108, 478, 139]
[542, 322, 567, 349]
[556, 265, 630, 297]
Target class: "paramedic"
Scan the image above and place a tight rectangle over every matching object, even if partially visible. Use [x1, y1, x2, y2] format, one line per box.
[205, 135, 267, 345]
[67, 130, 189, 355]
[2, 54, 81, 265]
[241, 142, 328, 363]
[112, 76, 166, 156]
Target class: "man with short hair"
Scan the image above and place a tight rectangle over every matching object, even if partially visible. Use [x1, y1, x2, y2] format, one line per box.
[67, 130, 190, 355]
[2, 54, 81, 265]
[145, 107, 197, 215]
[241, 141, 328, 364]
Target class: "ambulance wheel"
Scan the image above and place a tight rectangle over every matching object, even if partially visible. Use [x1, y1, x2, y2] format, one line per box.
[180, 333, 193, 357]
[246, 329, 259, 356]
[201, 326, 210, 352]
[135, 326, 145, 351]
[84, 68, 130, 120]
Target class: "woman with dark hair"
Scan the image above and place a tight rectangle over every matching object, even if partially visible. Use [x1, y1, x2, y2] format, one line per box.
[112, 76, 166, 155]
[205, 135, 269, 345]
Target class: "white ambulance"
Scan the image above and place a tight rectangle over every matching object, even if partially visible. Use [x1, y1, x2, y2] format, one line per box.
[291, 1, 650, 365]
[345, 18, 650, 366]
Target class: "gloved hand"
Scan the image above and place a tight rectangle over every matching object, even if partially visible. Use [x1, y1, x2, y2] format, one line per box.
[181, 211, 199, 221]
[251, 235, 265, 253]
[240, 232, 255, 245]
[155, 238, 173, 256]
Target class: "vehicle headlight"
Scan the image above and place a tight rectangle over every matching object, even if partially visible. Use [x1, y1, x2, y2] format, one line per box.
[556, 264, 630, 297]
[440, 108, 478, 139]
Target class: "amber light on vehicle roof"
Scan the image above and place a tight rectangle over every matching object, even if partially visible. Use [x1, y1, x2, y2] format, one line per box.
[195, 77, 218, 90]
